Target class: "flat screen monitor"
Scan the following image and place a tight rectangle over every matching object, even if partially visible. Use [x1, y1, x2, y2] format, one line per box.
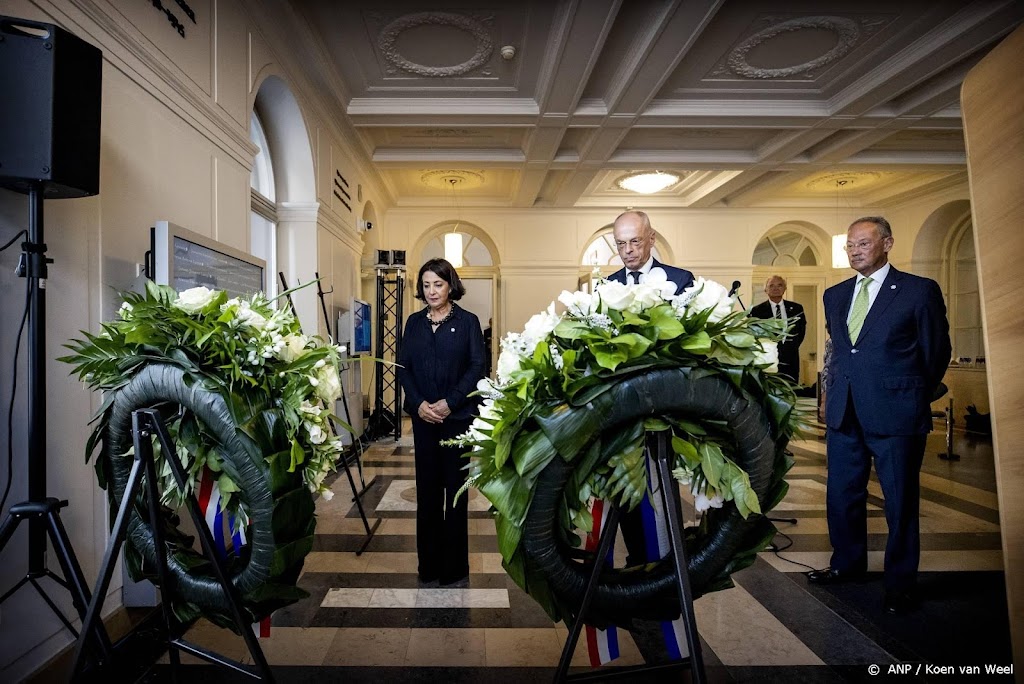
[352, 298, 372, 355]
[150, 221, 265, 298]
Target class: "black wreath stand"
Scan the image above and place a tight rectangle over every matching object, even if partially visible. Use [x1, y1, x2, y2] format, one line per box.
[70, 408, 273, 682]
[0, 182, 113, 657]
[554, 430, 706, 683]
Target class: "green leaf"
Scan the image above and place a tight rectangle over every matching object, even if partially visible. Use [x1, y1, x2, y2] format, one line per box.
[699, 442, 724, 489]
[289, 438, 305, 472]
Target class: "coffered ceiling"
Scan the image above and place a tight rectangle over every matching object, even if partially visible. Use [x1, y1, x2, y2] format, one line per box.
[284, 0, 1022, 209]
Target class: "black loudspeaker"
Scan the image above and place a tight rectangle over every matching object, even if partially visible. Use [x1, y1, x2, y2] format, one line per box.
[376, 249, 392, 266]
[391, 250, 406, 267]
[0, 16, 102, 198]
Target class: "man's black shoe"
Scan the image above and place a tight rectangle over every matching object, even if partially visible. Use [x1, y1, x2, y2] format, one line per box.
[806, 567, 866, 585]
[883, 589, 917, 615]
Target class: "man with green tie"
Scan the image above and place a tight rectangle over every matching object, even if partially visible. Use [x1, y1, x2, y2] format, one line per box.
[808, 217, 951, 616]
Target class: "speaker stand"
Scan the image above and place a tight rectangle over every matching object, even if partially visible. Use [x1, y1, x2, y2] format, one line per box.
[0, 182, 111, 656]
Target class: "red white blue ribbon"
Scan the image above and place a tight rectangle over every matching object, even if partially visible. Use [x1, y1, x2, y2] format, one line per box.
[584, 499, 620, 665]
[195, 467, 272, 638]
[583, 452, 690, 666]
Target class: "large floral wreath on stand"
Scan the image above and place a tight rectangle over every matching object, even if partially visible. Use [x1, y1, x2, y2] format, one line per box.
[60, 282, 347, 631]
[453, 272, 804, 627]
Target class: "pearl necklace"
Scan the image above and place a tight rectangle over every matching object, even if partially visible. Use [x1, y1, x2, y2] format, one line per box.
[427, 304, 455, 327]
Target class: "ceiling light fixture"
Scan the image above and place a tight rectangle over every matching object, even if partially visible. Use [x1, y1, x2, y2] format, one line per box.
[445, 178, 464, 268]
[832, 179, 851, 269]
[616, 171, 680, 194]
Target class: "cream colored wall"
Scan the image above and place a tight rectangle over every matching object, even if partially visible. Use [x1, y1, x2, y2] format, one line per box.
[0, 1, 385, 678]
[962, 23, 1024, 669]
[383, 204, 965, 380]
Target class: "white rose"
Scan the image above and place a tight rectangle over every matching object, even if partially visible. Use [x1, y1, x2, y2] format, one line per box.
[595, 280, 634, 313]
[683, 277, 734, 323]
[628, 283, 665, 312]
[521, 303, 560, 353]
[645, 269, 681, 300]
[753, 339, 779, 373]
[558, 289, 600, 317]
[174, 286, 216, 314]
[305, 422, 327, 444]
[314, 365, 342, 405]
[321, 489, 334, 501]
[496, 349, 521, 384]
[278, 334, 309, 363]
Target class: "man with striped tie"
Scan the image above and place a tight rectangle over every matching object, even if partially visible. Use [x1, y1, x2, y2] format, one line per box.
[809, 216, 950, 616]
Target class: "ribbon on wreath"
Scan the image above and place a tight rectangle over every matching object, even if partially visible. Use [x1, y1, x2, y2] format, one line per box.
[584, 499, 620, 665]
[583, 457, 689, 666]
[195, 466, 272, 638]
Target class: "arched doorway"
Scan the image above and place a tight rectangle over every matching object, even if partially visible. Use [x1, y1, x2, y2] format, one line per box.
[412, 222, 500, 376]
[751, 221, 831, 386]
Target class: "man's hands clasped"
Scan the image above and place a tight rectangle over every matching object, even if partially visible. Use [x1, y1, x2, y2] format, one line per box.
[418, 399, 452, 424]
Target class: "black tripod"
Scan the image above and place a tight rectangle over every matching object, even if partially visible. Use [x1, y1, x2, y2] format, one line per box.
[0, 183, 111, 654]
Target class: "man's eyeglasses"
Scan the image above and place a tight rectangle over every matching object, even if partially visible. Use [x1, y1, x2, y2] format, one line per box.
[615, 238, 648, 249]
[845, 239, 884, 252]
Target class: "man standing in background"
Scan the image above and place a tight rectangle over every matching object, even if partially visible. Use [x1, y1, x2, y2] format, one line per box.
[809, 216, 950, 616]
[750, 276, 806, 382]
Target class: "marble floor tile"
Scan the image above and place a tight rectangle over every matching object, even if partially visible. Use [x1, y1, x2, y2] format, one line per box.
[405, 628, 487, 666]
[321, 627, 412, 666]
[321, 587, 376, 608]
[246, 627, 339, 666]
[369, 588, 419, 608]
[483, 627, 565, 666]
[302, 551, 371, 573]
[694, 584, 825, 666]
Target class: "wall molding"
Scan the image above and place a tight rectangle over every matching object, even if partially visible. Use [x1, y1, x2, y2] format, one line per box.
[50, 0, 259, 168]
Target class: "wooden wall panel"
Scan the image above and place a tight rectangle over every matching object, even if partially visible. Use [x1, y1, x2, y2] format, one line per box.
[961, 24, 1024, 667]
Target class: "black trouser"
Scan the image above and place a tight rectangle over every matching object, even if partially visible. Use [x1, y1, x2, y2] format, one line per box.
[826, 392, 926, 591]
[411, 416, 472, 582]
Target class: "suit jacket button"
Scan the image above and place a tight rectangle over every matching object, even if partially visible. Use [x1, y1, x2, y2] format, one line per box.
[851, 349, 858, 354]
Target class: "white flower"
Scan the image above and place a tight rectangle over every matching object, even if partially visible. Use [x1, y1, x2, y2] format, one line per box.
[496, 348, 521, 384]
[521, 303, 560, 352]
[233, 300, 268, 330]
[682, 277, 734, 323]
[479, 398, 500, 422]
[595, 280, 633, 313]
[321, 489, 334, 501]
[305, 422, 327, 444]
[550, 343, 564, 370]
[278, 334, 309, 363]
[753, 339, 779, 373]
[476, 377, 503, 400]
[314, 365, 343, 405]
[694, 490, 725, 513]
[174, 286, 216, 314]
[558, 289, 600, 317]
[627, 282, 666, 313]
[118, 302, 133, 319]
[644, 269, 681, 300]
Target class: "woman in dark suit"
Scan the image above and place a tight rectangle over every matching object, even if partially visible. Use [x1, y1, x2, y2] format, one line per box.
[398, 258, 485, 585]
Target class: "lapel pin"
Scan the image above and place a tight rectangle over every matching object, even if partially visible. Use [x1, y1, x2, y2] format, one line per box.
[891, 284, 896, 289]
[451, 327, 456, 332]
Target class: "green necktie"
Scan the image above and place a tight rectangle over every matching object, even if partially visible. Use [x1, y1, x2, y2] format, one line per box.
[847, 276, 873, 343]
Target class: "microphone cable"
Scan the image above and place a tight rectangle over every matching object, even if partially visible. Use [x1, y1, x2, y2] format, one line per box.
[1, 229, 29, 514]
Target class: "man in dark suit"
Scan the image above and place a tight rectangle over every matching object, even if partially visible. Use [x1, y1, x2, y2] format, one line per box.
[606, 210, 694, 568]
[750, 276, 806, 382]
[808, 216, 950, 615]
[607, 210, 694, 295]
